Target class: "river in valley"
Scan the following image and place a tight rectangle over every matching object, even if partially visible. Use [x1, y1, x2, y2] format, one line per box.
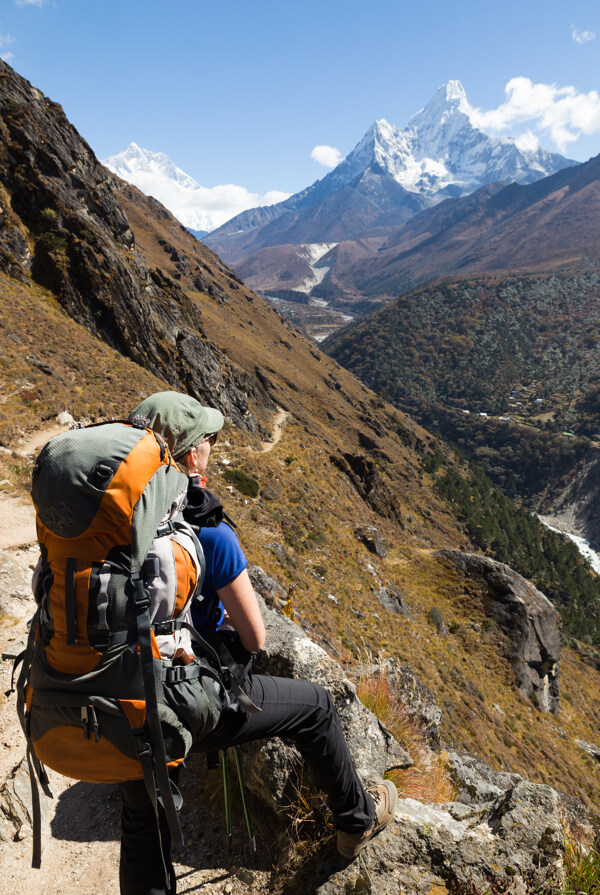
[539, 517, 600, 574]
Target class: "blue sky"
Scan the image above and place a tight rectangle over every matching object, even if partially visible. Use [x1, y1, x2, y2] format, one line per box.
[2, 0, 599, 219]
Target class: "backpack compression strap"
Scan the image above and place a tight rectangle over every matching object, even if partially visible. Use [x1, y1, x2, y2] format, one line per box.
[153, 618, 261, 715]
[14, 612, 53, 869]
[131, 573, 183, 863]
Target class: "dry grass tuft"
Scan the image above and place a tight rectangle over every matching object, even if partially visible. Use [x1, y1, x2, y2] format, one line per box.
[357, 672, 455, 804]
[563, 832, 600, 895]
[277, 761, 335, 855]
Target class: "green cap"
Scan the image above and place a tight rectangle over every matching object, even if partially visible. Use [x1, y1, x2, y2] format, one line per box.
[129, 391, 224, 460]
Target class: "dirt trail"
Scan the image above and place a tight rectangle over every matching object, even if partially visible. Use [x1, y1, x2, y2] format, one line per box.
[0, 425, 68, 550]
[260, 409, 290, 453]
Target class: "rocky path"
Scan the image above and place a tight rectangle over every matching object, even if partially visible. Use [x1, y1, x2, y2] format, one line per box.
[260, 409, 289, 453]
[0, 424, 69, 550]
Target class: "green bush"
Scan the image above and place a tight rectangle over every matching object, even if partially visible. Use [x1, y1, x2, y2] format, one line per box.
[223, 467, 259, 498]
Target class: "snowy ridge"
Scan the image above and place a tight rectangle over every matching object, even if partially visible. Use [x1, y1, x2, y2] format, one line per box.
[328, 80, 573, 200]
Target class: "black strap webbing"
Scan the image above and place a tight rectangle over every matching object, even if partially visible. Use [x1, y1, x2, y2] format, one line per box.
[65, 558, 78, 645]
[14, 613, 53, 871]
[134, 731, 172, 892]
[26, 745, 43, 869]
[132, 579, 183, 849]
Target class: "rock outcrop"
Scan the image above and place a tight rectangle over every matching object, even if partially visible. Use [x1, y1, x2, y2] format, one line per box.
[312, 777, 594, 895]
[438, 551, 561, 712]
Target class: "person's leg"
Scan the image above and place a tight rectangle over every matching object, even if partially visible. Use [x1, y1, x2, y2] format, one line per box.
[119, 778, 175, 895]
[199, 674, 376, 834]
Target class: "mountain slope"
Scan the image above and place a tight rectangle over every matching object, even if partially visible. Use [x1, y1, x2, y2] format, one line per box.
[1, 59, 599, 816]
[338, 151, 600, 301]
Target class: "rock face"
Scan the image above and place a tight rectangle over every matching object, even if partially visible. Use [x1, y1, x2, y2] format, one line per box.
[0, 60, 272, 432]
[313, 778, 592, 895]
[541, 453, 600, 549]
[438, 551, 561, 712]
[330, 453, 404, 524]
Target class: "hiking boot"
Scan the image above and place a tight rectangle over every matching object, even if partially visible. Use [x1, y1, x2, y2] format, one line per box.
[337, 780, 398, 860]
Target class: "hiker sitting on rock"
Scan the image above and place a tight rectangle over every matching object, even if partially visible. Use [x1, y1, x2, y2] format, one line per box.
[122, 391, 397, 895]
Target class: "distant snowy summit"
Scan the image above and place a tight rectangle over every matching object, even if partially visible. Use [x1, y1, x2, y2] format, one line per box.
[203, 80, 577, 305]
[102, 143, 288, 233]
[359, 80, 567, 195]
[104, 81, 574, 245]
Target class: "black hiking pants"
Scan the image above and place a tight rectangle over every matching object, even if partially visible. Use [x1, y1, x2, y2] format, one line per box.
[119, 674, 376, 895]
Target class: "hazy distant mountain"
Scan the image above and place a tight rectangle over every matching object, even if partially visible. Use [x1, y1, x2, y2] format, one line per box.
[103, 143, 217, 232]
[204, 81, 575, 301]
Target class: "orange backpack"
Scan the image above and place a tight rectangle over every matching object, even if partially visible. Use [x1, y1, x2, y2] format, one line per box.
[15, 419, 227, 879]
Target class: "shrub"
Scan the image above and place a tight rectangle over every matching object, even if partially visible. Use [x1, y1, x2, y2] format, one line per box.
[223, 468, 259, 497]
[564, 835, 600, 895]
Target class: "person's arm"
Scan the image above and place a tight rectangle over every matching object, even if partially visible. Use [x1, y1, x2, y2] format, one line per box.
[216, 568, 266, 652]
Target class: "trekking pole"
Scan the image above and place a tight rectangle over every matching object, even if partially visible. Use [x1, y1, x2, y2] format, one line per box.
[233, 746, 256, 854]
[222, 749, 232, 852]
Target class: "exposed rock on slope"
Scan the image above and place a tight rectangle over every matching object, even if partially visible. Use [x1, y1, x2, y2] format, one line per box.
[541, 454, 600, 550]
[0, 60, 270, 432]
[438, 551, 561, 712]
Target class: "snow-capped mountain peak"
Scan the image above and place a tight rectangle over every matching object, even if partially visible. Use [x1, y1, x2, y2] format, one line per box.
[409, 79, 471, 129]
[102, 144, 290, 233]
[104, 142, 200, 191]
[343, 80, 572, 196]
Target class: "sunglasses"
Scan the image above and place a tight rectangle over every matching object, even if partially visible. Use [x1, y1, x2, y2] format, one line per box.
[202, 432, 218, 446]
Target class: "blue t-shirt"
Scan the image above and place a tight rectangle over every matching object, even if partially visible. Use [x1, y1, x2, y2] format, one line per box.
[191, 521, 248, 633]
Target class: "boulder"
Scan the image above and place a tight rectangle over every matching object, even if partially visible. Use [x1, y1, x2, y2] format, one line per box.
[0, 757, 47, 843]
[576, 739, 600, 762]
[375, 582, 412, 620]
[355, 525, 387, 558]
[437, 551, 561, 712]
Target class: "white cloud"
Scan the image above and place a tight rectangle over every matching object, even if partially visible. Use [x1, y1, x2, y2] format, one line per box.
[468, 77, 600, 153]
[571, 25, 595, 44]
[0, 29, 15, 61]
[15, 0, 47, 7]
[311, 145, 345, 168]
[514, 131, 540, 153]
[259, 189, 290, 205]
[104, 150, 290, 232]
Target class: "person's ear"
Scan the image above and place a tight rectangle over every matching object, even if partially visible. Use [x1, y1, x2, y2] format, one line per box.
[182, 445, 196, 471]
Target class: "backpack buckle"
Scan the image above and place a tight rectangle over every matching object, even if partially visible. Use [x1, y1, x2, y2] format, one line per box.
[81, 706, 99, 742]
[132, 579, 151, 610]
